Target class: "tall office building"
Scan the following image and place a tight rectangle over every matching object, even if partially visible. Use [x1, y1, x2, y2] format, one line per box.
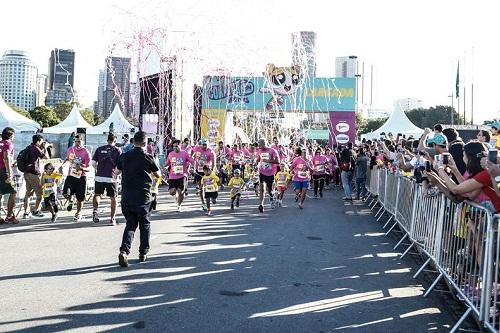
[0, 50, 38, 110]
[291, 31, 316, 77]
[335, 56, 357, 78]
[36, 74, 47, 106]
[103, 56, 131, 117]
[96, 69, 105, 116]
[46, 49, 75, 107]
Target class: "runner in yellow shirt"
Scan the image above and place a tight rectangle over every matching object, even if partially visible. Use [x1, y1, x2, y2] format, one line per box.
[274, 163, 291, 207]
[228, 169, 245, 210]
[200, 165, 220, 216]
[40, 163, 62, 222]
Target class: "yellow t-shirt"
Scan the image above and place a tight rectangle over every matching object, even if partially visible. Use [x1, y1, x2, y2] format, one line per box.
[275, 171, 290, 187]
[229, 177, 245, 195]
[41, 173, 62, 198]
[493, 134, 500, 149]
[201, 173, 220, 193]
[152, 176, 163, 195]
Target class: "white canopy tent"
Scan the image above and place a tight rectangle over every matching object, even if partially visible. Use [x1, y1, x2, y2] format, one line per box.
[43, 105, 91, 134]
[0, 95, 40, 133]
[361, 101, 424, 140]
[87, 104, 135, 134]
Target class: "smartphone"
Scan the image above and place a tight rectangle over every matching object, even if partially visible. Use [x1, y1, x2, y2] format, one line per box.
[412, 148, 418, 154]
[489, 149, 498, 163]
[443, 154, 449, 165]
[435, 154, 442, 162]
[425, 160, 431, 172]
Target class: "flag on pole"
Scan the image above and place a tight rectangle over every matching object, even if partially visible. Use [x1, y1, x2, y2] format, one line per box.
[456, 62, 460, 98]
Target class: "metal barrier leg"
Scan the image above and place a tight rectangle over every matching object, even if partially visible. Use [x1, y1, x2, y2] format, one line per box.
[449, 307, 472, 333]
[400, 243, 414, 259]
[413, 258, 431, 279]
[393, 233, 408, 250]
[375, 206, 384, 218]
[382, 215, 393, 228]
[424, 272, 443, 297]
[376, 210, 386, 222]
[384, 220, 398, 235]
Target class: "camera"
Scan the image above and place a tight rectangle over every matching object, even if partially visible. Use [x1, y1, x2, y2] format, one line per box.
[489, 149, 498, 163]
[425, 160, 431, 172]
[442, 153, 449, 165]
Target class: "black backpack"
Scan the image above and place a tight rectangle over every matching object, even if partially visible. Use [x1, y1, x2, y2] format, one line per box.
[16, 146, 32, 173]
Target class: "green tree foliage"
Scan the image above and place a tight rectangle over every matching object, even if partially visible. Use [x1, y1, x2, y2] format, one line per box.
[360, 117, 388, 134]
[53, 102, 74, 121]
[355, 111, 367, 135]
[7, 103, 32, 119]
[93, 113, 103, 126]
[405, 105, 462, 129]
[80, 108, 96, 126]
[29, 106, 60, 127]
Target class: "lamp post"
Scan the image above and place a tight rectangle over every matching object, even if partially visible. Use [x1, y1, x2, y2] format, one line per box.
[448, 93, 454, 125]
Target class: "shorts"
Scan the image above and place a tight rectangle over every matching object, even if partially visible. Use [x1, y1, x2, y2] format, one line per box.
[43, 193, 57, 210]
[63, 176, 87, 202]
[0, 168, 16, 195]
[194, 172, 203, 184]
[259, 174, 274, 189]
[168, 178, 185, 191]
[277, 186, 287, 192]
[293, 180, 310, 191]
[204, 191, 218, 199]
[24, 173, 43, 197]
[95, 181, 117, 197]
[312, 174, 326, 181]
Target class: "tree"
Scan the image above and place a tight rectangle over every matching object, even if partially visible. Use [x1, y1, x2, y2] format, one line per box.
[355, 111, 367, 136]
[7, 103, 31, 119]
[29, 106, 60, 127]
[360, 117, 388, 135]
[405, 105, 462, 129]
[93, 113, 103, 126]
[126, 116, 139, 127]
[53, 102, 74, 121]
[80, 108, 96, 126]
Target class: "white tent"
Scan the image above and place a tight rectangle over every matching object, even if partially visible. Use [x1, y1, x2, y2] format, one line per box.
[87, 104, 135, 134]
[0, 95, 40, 132]
[361, 101, 424, 140]
[43, 105, 91, 134]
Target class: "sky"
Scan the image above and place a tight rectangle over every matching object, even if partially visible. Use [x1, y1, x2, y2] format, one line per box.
[1, 0, 500, 123]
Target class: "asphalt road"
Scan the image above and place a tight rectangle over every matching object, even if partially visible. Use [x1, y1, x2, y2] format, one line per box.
[0, 185, 456, 332]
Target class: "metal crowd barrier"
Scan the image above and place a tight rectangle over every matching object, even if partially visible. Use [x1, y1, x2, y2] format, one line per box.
[365, 168, 498, 332]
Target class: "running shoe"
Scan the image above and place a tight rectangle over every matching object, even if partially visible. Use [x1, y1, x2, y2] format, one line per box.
[231, 203, 234, 210]
[74, 213, 82, 222]
[207, 210, 212, 216]
[110, 218, 117, 226]
[6, 216, 19, 224]
[299, 203, 304, 209]
[51, 213, 58, 223]
[319, 192, 323, 198]
[295, 194, 299, 202]
[66, 201, 73, 212]
[32, 211, 44, 218]
[212, 198, 217, 205]
[139, 254, 148, 263]
[92, 211, 99, 223]
[177, 205, 183, 212]
[119, 252, 129, 267]
[314, 194, 318, 199]
[258, 205, 264, 213]
[201, 204, 208, 212]
[22, 212, 32, 219]
[0, 217, 5, 224]
[236, 200, 240, 208]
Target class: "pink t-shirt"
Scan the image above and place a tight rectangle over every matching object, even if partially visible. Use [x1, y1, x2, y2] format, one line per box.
[0, 140, 13, 170]
[193, 147, 215, 173]
[66, 146, 91, 178]
[181, 144, 192, 155]
[292, 157, 311, 181]
[167, 150, 194, 180]
[312, 155, 328, 175]
[230, 149, 243, 165]
[463, 171, 490, 203]
[257, 148, 279, 176]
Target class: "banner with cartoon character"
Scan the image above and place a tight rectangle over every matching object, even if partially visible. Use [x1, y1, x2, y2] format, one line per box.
[329, 112, 356, 145]
[202, 66, 355, 112]
[200, 109, 226, 144]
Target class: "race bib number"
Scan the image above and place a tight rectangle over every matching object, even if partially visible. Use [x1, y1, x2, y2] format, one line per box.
[44, 187, 54, 197]
[205, 185, 216, 192]
[277, 181, 287, 187]
[173, 165, 183, 174]
[234, 155, 241, 162]
[315, 164, 325, 172]
[299, 171, 308, 178]
[70, 167, 82, 179]
[261, 153, 269, 161]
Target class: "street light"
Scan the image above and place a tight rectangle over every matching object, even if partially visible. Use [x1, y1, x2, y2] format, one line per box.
[448, 93, 454, 125]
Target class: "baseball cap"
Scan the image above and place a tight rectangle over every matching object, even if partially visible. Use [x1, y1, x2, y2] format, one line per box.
[200, 139, 208, 145]
[233, 169, 241, 174]
[427, 133, 448, 147]
[489, 121, 500, 130]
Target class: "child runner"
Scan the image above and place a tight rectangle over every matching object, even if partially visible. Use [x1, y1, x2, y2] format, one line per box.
[228, 169, 244, 210]
[200, 165, 219, 215]
[40, 163, 62, 222]
[274, 163, 291, 207]
[291, 147, 311, 209]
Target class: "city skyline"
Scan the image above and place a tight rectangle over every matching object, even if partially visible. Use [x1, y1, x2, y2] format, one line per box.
[1, 0, 500, 123]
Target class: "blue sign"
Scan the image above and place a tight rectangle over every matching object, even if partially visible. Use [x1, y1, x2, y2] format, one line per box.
[202, 76, 355, 112]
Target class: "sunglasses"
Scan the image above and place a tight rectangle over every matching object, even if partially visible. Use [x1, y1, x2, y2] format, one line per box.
[47, 168, 54, 171]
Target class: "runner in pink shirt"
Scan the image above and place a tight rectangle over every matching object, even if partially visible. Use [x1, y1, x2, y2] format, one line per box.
[181, 138, 193, 154]
[0, 127, 17, 224]
[166, 139, 194, 211]
[311, 147, 328, 198]
[192, 139, 216, 198]
[291, 147, 311, 209]
[229, 144, 245, 177]
[256, 138, 280, 212]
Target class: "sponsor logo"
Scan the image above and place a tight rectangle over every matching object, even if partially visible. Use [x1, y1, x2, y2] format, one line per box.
[336, 122, 350, 133]
[336, 134, 350, 144]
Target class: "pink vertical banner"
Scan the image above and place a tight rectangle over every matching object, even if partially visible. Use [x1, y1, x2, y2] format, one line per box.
[329, 111, 356, 146]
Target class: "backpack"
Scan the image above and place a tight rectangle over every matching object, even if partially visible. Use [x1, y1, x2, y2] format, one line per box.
[16, 146, 32, 173]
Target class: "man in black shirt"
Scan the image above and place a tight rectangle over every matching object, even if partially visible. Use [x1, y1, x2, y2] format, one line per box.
[115, 131, 161, 267]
